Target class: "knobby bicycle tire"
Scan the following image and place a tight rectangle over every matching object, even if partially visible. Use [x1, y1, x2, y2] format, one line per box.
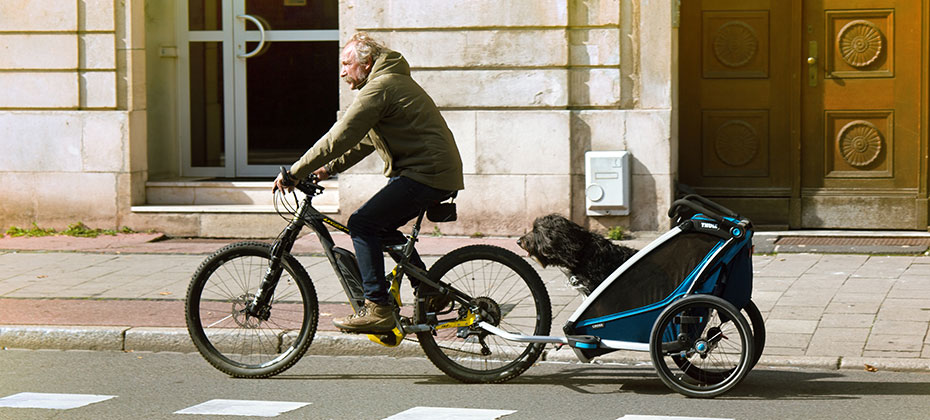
[186, 241, 319, 378]
[415, 245, 552, 383]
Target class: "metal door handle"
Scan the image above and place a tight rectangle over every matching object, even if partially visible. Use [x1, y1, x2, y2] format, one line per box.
[807, 41, 818, 87]
[236, 14, 266, 58]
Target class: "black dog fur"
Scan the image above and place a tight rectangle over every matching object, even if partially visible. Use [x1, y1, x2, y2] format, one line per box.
[517, 214, 637, 295]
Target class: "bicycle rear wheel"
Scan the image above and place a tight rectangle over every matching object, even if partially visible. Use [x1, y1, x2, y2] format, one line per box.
[415, 245, 551, 383]
[186, 242, 318, 378]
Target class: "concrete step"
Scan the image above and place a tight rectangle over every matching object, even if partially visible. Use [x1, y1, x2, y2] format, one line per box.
[144, 178, 339, 207]
[129, 179, 340, 238]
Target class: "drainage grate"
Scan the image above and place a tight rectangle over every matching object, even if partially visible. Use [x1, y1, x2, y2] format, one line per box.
[775, 237, 930, 246]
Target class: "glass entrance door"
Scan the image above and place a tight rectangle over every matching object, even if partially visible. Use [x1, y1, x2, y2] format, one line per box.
[180, 0, 339, 178]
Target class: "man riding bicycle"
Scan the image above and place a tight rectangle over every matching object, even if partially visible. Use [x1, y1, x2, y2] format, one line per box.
[273, 32, 464, 333]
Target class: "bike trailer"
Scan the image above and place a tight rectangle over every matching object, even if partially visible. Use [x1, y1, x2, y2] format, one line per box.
[562, 195, 754, 361]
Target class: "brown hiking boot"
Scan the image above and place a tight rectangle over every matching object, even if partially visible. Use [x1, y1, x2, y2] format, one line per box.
[333, 300, 395, 333]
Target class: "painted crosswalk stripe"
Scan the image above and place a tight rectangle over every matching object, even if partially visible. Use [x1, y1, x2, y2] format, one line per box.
[383, 406, 517, 420]
[0, 392, 116, 410]
[174, 399, 311, 417]
[617, 416, 734, 420]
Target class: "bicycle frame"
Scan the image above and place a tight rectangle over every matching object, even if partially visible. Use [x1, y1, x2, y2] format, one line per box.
[248, 179, 485, 346]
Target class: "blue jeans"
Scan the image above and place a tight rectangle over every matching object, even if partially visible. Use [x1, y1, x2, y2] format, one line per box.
[347, 176, 453, 305]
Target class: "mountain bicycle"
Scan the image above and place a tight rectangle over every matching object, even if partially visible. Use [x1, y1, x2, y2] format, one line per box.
[185, 169, 552, 383]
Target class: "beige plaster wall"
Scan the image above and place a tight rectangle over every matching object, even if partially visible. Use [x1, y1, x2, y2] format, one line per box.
[337, 0, 676, 235]
[0, 0, 146, 230]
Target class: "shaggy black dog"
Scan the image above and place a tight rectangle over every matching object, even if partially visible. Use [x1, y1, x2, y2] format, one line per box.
[517, 214, 637, 295]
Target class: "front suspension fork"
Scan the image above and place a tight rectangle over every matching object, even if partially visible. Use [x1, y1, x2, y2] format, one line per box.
[247, 223, 300, 319]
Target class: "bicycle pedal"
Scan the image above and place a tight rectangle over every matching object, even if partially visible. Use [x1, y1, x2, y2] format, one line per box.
[367, 328, 404, 347]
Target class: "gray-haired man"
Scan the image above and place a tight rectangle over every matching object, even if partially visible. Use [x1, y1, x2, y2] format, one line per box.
[274, 33, 464, 332]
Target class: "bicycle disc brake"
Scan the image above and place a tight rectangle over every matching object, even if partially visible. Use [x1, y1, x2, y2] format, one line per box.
[232, 294, 266, 328]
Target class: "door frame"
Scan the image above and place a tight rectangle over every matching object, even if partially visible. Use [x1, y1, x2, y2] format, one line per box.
[788, 0, 802, 226]
[922, 0, 930, 229]
[176, 0, 339, 178]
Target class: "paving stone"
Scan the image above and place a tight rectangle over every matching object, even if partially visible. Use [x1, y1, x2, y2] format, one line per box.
[866, 334, 924, 352]
[824, 301, 882, 314]
[805, 254, 868, 275]
[754, 254, 821, 277]
[790, 273, 847, 290]
[876, 308, 930, 322]
[765, 319, 819, 334]
[838, 277, 896, 294]
[853, 256, 914, 278]
[765, 332, 812, 348]
[887, 287, 930, 300]
[753, 276, 796, 292]
[811, 327, 871, 342]
[872, 320, 929, 336]
[831, 293, 886, 303]
[767, 305, 826, 320]
[805, 340, 863, 357]
[777, 292, 833, 307]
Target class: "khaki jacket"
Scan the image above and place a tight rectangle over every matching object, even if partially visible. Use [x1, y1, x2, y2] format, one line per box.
[290, 49, 464, 192]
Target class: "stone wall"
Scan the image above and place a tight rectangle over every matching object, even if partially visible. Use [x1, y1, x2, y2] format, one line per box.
[336, 0, 676, 235]
[0, 0, 146, 230]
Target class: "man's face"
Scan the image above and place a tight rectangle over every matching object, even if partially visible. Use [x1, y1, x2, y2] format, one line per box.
[340, 43, 372, 90]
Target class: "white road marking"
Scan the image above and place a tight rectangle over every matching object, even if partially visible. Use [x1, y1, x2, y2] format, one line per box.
[174, 399, 311, 417]
[0, 392, 115, 410]
[617, 416, 734, 420]
[383, 406, 517, 420]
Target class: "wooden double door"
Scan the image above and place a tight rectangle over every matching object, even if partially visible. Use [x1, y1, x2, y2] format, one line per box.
[680, 0, 926, 229]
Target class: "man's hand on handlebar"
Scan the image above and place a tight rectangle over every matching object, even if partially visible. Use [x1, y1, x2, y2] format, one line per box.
[273, 166, 297, 193]
[272, 166, 331, 194]
[312, 166, 331, 181]
[273, 172, 294, 193]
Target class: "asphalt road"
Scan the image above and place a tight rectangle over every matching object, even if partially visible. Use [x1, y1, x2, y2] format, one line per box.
[2, 350, 930, 419]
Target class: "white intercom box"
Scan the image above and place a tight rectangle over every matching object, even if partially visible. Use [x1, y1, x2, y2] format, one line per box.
[584, 151, 631, 216]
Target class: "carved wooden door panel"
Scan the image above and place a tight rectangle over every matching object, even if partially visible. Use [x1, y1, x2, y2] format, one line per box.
[800, 0, 923, 228]
[681, 0, 925, 229]
[679, 0, 793, 228]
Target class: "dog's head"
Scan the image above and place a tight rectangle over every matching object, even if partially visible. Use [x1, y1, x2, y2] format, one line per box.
[517, 214, 589, 269]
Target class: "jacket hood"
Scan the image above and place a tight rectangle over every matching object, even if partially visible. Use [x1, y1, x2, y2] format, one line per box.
[359, 49, 409, 88]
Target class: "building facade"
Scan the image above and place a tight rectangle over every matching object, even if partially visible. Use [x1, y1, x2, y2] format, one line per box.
[0, 0, 926, 237]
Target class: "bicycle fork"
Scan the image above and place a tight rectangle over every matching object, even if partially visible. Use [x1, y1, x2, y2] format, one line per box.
[246, 222, 301, 321]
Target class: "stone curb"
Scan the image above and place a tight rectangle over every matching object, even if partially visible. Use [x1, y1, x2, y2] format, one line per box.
[2, 325, 927, 374]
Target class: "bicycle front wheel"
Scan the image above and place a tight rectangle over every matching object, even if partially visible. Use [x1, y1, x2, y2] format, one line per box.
[185, 241, 318, 378]
[415, 245, 551, 383]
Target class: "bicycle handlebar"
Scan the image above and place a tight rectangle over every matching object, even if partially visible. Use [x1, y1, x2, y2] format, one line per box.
[276, 166, 324, 196]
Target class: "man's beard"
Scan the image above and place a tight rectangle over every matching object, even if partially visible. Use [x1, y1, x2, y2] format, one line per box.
[344, 71, 370, 90]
